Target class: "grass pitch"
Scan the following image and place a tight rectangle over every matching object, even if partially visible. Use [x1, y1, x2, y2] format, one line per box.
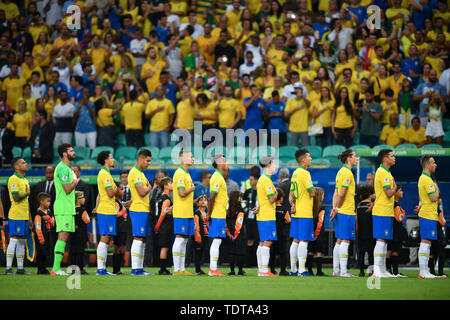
[1, 267, 448, 300]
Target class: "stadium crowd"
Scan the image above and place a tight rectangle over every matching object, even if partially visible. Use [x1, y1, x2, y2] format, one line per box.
[0, 0, 449, 167]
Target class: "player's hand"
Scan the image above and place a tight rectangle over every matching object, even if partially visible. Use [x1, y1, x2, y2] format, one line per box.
[72, 171, 79, 185]
[290, 204, 296, 214]
[330, 208, 337, 221]
[123, 200, 131, 209]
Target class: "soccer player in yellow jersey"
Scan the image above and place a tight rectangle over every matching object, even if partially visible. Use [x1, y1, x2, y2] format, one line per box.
[330, 149, 359, 277]
[128, 149, 152, 276]
[372, 149, 397, 278]
[207, 154, 228, 277]
[172, 150, 196, 276]
[256, 156, 278, 277]
[289, 149, 316, 277]
[417, 156, 441, 279]
[5, 157, 32, 275]
[95, 150, 118, 276]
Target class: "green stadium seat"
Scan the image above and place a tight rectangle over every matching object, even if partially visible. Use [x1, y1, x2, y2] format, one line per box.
[12, 146, 22, 158]
[350, 144, 370, 151]
[52, 147, 59, 164]
[73, 146, 90, 160]
[421, 144, 443, 149]
[373, 144, 393, 150]
[90, 146, 114, 160]
[443, 118, 450, 131]
[396, 143, 417, 149]
[304, 145, 323, 159]
[159, 146, 183, 164]
[279, 146, 297, 163]
[22, 147, 31, 163]
[115, 146, 137, 161]
[322, 145, 345, 160]
[231, 146, 247, 165]
[116, 134, 127, 147]
[311, 158, 331, 168]
[250, 146, 278, 164]
[359, 158, 373, 166]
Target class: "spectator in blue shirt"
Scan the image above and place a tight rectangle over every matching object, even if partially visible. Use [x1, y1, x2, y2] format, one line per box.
[81, 64, 95, 93]
[194, 171, 211, 201]
[346, 0, 368, 25]
[413, 68, 446, 122]
[411, 0, 432, 30]
[313, 12, 329, 41]
[265, 90, 287, 145]
[154, 15, 171, 45]
[119, 14, 136, 49]
[68, 75, 84, 104]
[401, 45, 422, 89]
[243, 85, 265, 131]
[46, 71, 68, 96]
[151, 71, 176, 106]
[105, 0, 123, 30]
[74, 87, 97, 150]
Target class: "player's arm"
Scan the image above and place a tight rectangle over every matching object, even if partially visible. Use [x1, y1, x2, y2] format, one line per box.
[267, 187, 277, 204]
[427, 183, 439, 202]
[104, 178, 116, 198]
[330, 188, 338, 220]
[207, 192, 217, 220]
[135, 181, 151, 197]
[383, 179, 397, 198]
[177, 184, 195, 197]
[11, 184, 30, 202]
[62, 174, 78, 195]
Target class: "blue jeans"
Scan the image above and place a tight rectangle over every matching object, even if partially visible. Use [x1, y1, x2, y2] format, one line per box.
[149, 130, 169, 148]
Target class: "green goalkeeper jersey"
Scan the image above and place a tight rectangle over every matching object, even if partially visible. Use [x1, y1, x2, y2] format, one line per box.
[54, 161, 75, 216]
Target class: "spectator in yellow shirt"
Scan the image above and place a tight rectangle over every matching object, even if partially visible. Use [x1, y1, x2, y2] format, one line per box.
[380, 89, 398, 125]
[406, 116, 427, 147]
[145, 86, 175, 148]
[215, 85, 242, 134]
[122, 89, 146, 148]
[285, 84, 311, 147]
[12, 100, 32, 148]
[380, 113, 407, 147]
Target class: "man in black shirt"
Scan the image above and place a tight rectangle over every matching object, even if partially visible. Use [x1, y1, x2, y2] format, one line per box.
[356, 184, 376, 277]
[29, 110, 55, 164]
[214, 30, 237, 67]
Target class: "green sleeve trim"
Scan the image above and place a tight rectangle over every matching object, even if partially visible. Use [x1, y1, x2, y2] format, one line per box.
[267, 193, 275, 197]
[383, 185, 391, 189]
[306, 186, 314, 191]
[11, 191, 19, 194]
[105, 186, 112, 189]
[134, 182, 143, 186]
[427, 191, 436, 195]
[341, 185, 349, 189]
[210, 190, 218, 194]
[177, 186, 186, 190]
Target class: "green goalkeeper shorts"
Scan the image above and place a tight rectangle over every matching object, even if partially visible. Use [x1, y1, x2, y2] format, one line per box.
[55, 215, 75, 233]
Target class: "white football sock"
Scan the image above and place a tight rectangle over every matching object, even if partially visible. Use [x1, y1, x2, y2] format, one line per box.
[131, 239, 143, 271]
[289, 242, 299, 273]
[6, 238, 18, 268]
[418, 242, 431, 275]
[297, 241, 308, 273]
[382, 242, 388, 273]
[172, 238, 184, 272]
[209, 239, 221, 271]
[373, 241, 384, 275]
[140, 242, 146, 270]
[333, 243, 340, 275]
[256, 245, 262, 272]
[96, 241, 108, 270]
[261, 246, 270, 273]
[179, 238, 188, 271]
[339, 242, 350, 275]
[16, 239, 26, 269]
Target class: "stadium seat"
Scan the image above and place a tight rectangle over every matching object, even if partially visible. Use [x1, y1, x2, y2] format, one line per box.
[230, 146, 247, 165]
[250, 145, 278, 164]
[443, 118, 450, 131]
[73, 146, 90, 160]
[22, 147, 31, 163]
[52, 147, 59, 164]
[159, 146, 183, 164]
[359, 158, 373, 166]
[12, 146, 22, 158]
[350, 144, 370, 151]
[396, 143, 417, 149]
[116, 134, 127, 147]
[372, 144, 393, 150]
[311, 158, 331, 168]
[304, 145, 323, 159]
[115, 146, 138, 161]
[203, 146, 227, 162]
[279, 146, 297, 163]
[421, 144, 443, 149]
[322, 145, 345, 160]
[90, 146, 114, 160]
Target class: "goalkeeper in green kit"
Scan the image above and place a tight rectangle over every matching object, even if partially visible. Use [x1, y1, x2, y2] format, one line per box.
[51, 143, 78, 276]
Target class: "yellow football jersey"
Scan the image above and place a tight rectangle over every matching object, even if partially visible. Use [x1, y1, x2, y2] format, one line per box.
[290, 167, 314, 218]
[256, 174, 276, 221]
[128, 165, 150, 212]
[373, 165, 395, 217]
[418, 172, 438, 221]
[7, 173, 30, 220]
[335, 166, 355, 215]
[173, 166, 194, 219]
[97, 167, 116, 215]
[209, 170, 228, 219]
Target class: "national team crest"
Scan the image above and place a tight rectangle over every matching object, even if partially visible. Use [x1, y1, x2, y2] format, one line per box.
[62, 176, 68, 182]
[214, 184, 219, 189]
[11, 184, 16, 189]
[384, 177, 389, 183]
[106, 179, 111, 184]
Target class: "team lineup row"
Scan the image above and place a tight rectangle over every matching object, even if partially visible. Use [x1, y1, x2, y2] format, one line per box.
[3, 143, 443, 278]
